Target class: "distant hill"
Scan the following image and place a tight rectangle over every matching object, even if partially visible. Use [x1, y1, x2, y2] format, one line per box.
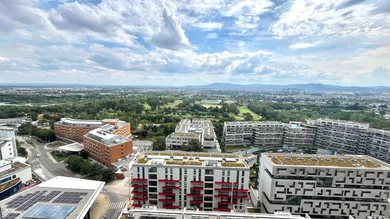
[187, 83, 390, 92]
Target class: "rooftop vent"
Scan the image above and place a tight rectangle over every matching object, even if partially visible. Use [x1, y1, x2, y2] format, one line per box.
[351, 159, 357, 162]
[297, 157, 304, 161]
[271, 157, 277, 160]
[312, 157, 319, 161]
[284, 157, 291, 160]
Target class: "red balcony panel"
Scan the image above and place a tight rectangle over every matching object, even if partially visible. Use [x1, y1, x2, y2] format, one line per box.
[159, 199, 175, 202]
[158, 179, 180, 183]
[234, 189, 249, 192]
[131, 191, 148, 194]
[187, 193, 203, 197]
[233, 195, 250, 199]
[163, 186, 180, 189]
[191, 180, 204, 184]
[163, 205, 180, 209]
[218, 201, 237, 205]
[132, 185, 148, 188]
[132, 197, 148, 201]
[214, 195, 231, 198]
[190, 187, 204, 191]
[190, 200, 203, 204]
[132, 178, 148, 182]
[215, 188, 232, 191]
[159, 192, 176, 196]
[198, 207, 203, 210]
[215, 182, 239, 185]
[214, 208, 231, 212]
[132, 204, 143, 207]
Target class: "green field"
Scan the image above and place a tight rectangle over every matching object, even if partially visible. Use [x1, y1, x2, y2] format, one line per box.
[202, 104, 222, 108]
[163, 100, 183, 108]
[235, 106, 261, 120]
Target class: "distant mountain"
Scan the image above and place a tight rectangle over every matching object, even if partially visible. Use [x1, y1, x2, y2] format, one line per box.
[187, 83, 390, 92]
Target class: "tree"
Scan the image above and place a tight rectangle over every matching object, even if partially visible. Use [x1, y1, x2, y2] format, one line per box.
[153, 136, 166, 151]
[101, 168, 115, 182]
[80, 150, 89, 159]
[244, 113, 254, 121]
[66, 155, 85, 173]
[183, 139, 203, 152]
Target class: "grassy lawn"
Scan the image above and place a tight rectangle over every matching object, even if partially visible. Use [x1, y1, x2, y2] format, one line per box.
[237, 106, 261, 120]
[47, 141, 66, 148]
[163, 100, 183, 108]
[202, 104, 222, 108]
[225, 145, 251, 152]
[50, 152, 68, 162]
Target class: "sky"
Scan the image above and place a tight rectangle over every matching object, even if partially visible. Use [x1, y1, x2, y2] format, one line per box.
[0, 0, 390, 86]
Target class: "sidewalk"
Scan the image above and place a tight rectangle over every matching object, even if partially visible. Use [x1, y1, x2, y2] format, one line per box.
[90, 194, 109, 219]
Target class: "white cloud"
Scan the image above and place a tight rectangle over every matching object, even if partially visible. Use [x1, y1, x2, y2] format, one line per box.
[149, 8, 191, 50]
[289, 42, 316, 49]
[194, 22, 223, 31]
[206, 33, 218, 39]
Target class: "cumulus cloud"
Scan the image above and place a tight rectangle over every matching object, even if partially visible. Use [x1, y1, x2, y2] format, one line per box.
[206, 33, 218, 39]
[289, 42, 317, 49]
[194, 22, 223, 31]
[149, 8, 191, 50]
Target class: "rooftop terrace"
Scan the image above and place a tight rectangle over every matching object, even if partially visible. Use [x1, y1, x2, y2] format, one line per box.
[265, 153, 389, 169]
[136, 152, 247, 168]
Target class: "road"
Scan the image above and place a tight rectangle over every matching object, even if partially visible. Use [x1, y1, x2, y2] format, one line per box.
[18, 136, 128, 219]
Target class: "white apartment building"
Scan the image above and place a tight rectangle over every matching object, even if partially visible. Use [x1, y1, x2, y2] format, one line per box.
[166, 119, 220, 151]
[282, 122, 317, 148]
[259, 153, 390, 219]
[130, 151, 250, 212]
[223, 121, 285, 147]
[0, 127, 17, 160]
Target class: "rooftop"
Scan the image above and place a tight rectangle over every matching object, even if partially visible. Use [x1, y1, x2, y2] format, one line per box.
[86, 128, 130, 146]
[58, 143, 84, 152]
[265, 153, 390, 169]
[136, 152, 247, 168]
[123, 206, 309, 219]
[225, 121, 285, 125]
[57, 118, 102, 127]
[0, 128, 14, 139]
[170, 132, 200, 137]
[0, 176, 105, 219]
[0, 161, 30, 176]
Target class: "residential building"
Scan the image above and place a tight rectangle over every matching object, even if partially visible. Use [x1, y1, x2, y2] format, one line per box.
[0, 127, 17, 160]
[130, 151, 250, 212]
[83, 126, 133, 167]
[0, 117, 31, 126]
[0, 160, 32, 200]
[166, 119, 220, 151]
[282, 122, 317, 148]
[54, 118, 102, 142]
[123, 206, 311, 219]
[258, 153, 390, 219]
[223, 121, 285, 147]
[101, 119, 132, 138]
[0, 176, 105, 219]
[365, 129, 390, 163]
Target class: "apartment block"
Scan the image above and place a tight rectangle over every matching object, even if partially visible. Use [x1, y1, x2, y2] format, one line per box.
[54, 118, 102, 142]
[83, 127, 133, 167]
[130, 151, 250, 212]
[0, 127, 17, 160]
[283, 122, 317, 147]
[259, 153, 390, 219]
[223, 121, 285, 147]
[166, 119, 220, 151]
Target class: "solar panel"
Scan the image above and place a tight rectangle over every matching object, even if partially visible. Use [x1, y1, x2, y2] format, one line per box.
[52, 192, 88, 204]
[3, 213, 20, 219]
[23, 204, 75, 219]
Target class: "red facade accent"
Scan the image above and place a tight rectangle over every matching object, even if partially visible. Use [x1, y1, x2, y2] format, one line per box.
[187, 193, 203, 197]
[132, 178, 148, 181]
[214, 208, 231, 212]
[163, 186, 180, 189]
[190, 180, 204, 184]
[214, 195, 231, 198]
[190, 187, 204, 190]
[215, 181, 238, 185]
[159, 192, 176, 196]
[158, 179, 180, 183]
[163, 205, 180, 209]
[159, 199, 175, 202]
[190, 200, 203, 204]
[132, 197, 148, 201]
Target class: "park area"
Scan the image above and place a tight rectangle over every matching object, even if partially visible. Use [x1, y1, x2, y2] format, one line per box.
[234, 106, 261, 121]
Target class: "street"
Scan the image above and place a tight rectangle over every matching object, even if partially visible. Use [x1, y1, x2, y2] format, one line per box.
[18, 136, 128, 219]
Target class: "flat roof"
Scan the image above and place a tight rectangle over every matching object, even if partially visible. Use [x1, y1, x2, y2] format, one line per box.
[57, 118, 102, 126]
[0, 161, 30, 176]
[86, 128, 130, 146]
[58, 143, 84, 152]
[133, 140, 153, 147]
[0, 176, 105, 219]
[264, 153, 390, 169]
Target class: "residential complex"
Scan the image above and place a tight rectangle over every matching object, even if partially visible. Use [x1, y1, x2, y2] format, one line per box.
[0, 176, 105, 219]
[166, 119, 220, 152]
[0, 160, 32, 200]
[0, 127, 17, 160]
[54, 118, 102, 142]
[223, 119, 390, 163]
[123, 206, 311, 219]
[83, 124, 133, 167]
[258, 153, 390, 219]
[130, 151, 250, 212]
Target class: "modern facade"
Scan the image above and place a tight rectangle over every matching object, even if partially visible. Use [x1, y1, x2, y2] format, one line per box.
[54, 118, 102, 142]
[83, 126, 133, 167]
[0, 176, 105, 219]
[0, 160, 32, 200]
[130, 151, 250, 212]
[166, 118, 220, 151]
[258, 153, 390, 219]
[283, 122, 317, 148]
[0, 117, 31, 126]
[0, 127, 17, 160]
[123, 206, 311, 219]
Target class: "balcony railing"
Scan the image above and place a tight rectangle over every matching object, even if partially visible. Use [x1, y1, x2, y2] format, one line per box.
[187, 193, 203, 197]
[158, 179, 180, 183]
[159, 192, 175, 196]
[163, 186, 180, 189]
[214, 208, 231, 212]
[163, 205, 180, 209]
[132, 197, 148, 201]
[190, 200, 203, 204]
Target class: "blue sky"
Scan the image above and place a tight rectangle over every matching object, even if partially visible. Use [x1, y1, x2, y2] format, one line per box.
[0, 0, 390, 86]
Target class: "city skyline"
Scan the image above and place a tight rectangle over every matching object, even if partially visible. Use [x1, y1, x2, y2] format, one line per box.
[1, 0, 390, 86]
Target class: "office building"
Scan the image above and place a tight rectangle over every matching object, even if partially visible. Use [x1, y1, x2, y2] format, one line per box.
[54, 118, 102, 142]
[0, 127, 17, 160]
[223, 121, 285, 147]
[123, 206, 311, 219]
[166, 119, 220, 151]
[0, 176, 104, 219]
[0, 160, 32, 200]
[258, 153, 390, 219]
[130, 151, 250, 212]
[83, 126, 133, 167]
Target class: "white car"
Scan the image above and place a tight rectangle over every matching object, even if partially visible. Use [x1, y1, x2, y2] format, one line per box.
[36, 154, 41, 157]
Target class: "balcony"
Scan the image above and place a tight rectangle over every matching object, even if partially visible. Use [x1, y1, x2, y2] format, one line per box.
[190, 200, 203, 204]
[187, 193, 203, 197]
[234, 189, 249, 192]
[163, 186, 179, 189]
[132, 178, 148, 182]
[191, 180, 204, 184]
[159, 192, 175, 196]
[214, 195, 231, 198]
[190, 187, 204, 191]
[132, 185, 148, 188]
[158, 179, 180, 183]
[163, 205, 180, 209]
[132, 204, 143, 207]
[215, 188, 232, 191]
[214, 208, 231, 212]
[131, 191, 148, 194]
[159, 199, 175, 202]
[215, 182, 238, 185]
[132, 197, 148, 201]
[218, 201, 237, 205]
